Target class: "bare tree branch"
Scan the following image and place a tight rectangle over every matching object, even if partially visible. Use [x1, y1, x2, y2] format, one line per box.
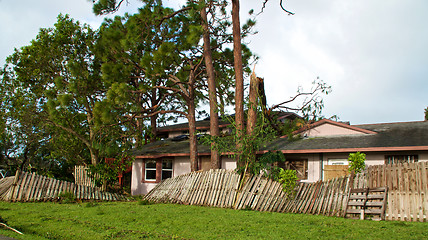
[259, 0, 295, 15]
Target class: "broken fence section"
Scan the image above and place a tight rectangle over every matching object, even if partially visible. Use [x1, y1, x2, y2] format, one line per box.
[0, 171, 126, 202]
[143, 168, 367, 217]
[144, 169, 240, 208]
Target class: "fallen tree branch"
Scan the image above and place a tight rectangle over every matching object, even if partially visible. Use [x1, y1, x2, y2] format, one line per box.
[0, 222, 23, 235]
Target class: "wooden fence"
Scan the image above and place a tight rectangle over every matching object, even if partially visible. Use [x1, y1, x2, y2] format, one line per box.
[0, 171, 126, 202]
[144, 162, 427, 221]
[144, 168, 367, 217]
[145, 169, 240, 208]
[74, 165, 97, 188]
[366, 162, 427, 222]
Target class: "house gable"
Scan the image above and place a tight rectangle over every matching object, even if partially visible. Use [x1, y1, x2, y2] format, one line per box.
[293, 119, 377, 138]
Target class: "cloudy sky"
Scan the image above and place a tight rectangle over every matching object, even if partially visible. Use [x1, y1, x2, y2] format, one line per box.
[1, 0, 427, 124]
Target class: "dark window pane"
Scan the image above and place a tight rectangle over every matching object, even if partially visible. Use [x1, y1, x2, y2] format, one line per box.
[146, 170, 156, 180]
[162, 160, 172, 169]
[145, 160, 156, 169]
[162, 170, 172, 180]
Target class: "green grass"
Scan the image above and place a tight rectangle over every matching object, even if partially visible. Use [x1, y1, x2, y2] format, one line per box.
[0, 201, 426, 240]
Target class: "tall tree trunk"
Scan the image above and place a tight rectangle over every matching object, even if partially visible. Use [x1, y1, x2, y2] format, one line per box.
[187, 96, 198, 172]
[149, 88, 158, 142]
[201, 2, 220, 169]
[232, 0, 245, 167]
[150, 114, 157, 142]
[187, 68, 199, 172]
[135, 117, 143, 147]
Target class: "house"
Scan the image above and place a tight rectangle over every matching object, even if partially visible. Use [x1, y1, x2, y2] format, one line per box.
[130, 118, 428, 195]
[156, 111, 301, 139]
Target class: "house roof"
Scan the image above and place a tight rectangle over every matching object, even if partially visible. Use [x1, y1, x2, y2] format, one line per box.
[130, 120, 428, 158]
[157, 119, 231, 132]
[266, 120, 428, 153]
[129, 138, 212, 158]
[157, 111, 301, 133]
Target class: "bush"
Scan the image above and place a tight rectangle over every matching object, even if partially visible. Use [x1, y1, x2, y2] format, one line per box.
[348, 152, 366, 174]
[278, 169, 298, 198]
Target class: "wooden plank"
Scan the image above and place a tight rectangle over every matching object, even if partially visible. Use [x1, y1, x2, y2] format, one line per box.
[312, 181, 325, 214]
[410, 163, 418, 221]
[322, 180, 334, 215]
[234, 174, 253, 209]
[197, 171, 209, 205]
[327, 178, 340, 216]
[190, 171, 204, 205]
[246, 175, 264, 210]
[206, 170, 216, 206]
[211, 170, 222, 207]
[24, 172, 35, 201]
[12, 172, 24, 201]
[291, 182, 306, 213]
[297, 182, 313, 213]
[271, 184, 286, 212]
[308, 181, 323, 214]
[28, 172, 40, 201]
[335, 177, 348, 216]
[223, 171, 235, 208]
[17, 172, 29, 201]
[212, 170, 222, 206]
[229, 172, 241, 208]
[266, 182, 282, 212]
[182, 173, 196, 204]
[256, 179, 274, 211]
[260, 179, 277, 211]
[204, 170, 214, 205]
[404, 163, 411, 221]
[419, 162, 427, 222]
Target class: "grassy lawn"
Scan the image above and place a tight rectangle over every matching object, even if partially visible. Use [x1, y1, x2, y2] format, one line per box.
[0, 201, 426, 240]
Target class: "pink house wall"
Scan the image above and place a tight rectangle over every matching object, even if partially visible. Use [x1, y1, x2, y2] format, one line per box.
[301, 123, 367, 138]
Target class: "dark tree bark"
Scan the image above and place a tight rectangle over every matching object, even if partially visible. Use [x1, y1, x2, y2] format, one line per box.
[232, 0, 245, 166]
[187, 73, 199, 172]
[201, 2, 220, 169]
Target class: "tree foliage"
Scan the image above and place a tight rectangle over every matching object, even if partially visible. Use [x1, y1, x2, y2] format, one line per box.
[0, 15, 129, 175]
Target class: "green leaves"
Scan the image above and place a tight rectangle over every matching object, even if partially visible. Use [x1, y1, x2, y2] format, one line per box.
[278, 169, 298, 198]
[348, 152, 366, 174]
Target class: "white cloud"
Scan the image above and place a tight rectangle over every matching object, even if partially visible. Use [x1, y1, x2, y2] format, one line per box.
[1, 0, 427, 124]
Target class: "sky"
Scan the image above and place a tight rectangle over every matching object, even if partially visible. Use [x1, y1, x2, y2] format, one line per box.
[1, 0, 427, 125]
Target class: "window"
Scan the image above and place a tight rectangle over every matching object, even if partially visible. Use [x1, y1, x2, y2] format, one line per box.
[145, 160, 157, 181]
[385, 155, 418, 164]
[279, 159, 308, 180]
[162, 160, 173, 180]
[143, 159, 173, 183]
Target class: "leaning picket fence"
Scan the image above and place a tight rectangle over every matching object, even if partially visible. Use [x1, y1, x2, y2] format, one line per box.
[0, 171, 126, 202]
[144, 162, 427, 221]
[144, 169, 367, 217]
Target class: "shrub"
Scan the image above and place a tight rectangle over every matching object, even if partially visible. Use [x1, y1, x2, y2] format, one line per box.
[348, 152, 366, 174]
[278, 169, 298, 198]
